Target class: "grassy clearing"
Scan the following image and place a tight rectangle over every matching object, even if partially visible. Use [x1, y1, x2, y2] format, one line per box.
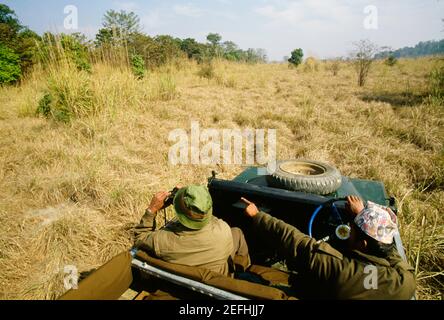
[0, 56, 443, 299]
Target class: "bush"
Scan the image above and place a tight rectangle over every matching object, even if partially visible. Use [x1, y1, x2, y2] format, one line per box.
[39, 33, 91, 72]
[197, 62, 215, 79]
[329, 60, 340, 76]
[429, 64, 444, 102]
[288, 48, 303, 67]
[351, 39, 379, 87]
[385, 55, 397, 66]
[152, 74, 177, 101]
[303, 57, 319, 72]
[0, 43, 21, 84]
[61, 35, 91, 72]
[36, 92, 52, 117]
[36, 66, 95, 122]
[127, 33, 184, 69]
[131, 54, 145, 79]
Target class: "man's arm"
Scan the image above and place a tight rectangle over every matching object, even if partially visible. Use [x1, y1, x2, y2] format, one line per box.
[381, 246, 416, 299]
[252, 211, 313, 258]
[133, 191, 171, 251]
[241, 198, 343, 280]
[133, 208, 157, 247]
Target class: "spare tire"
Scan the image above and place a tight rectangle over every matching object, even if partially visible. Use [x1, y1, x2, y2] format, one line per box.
[267, 159, 342, 195]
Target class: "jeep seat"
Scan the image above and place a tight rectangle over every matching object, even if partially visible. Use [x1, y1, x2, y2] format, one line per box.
[133, 250, 294, 300]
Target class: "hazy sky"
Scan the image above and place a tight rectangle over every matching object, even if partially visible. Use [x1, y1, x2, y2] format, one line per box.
[3, 0, 444, 61]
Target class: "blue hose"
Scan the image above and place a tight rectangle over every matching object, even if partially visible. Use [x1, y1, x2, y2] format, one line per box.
[308, 204, 324, 238]
[308, 198, 347, 238]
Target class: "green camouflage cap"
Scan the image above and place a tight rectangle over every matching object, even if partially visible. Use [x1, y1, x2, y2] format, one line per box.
[173, 185, 213, 230]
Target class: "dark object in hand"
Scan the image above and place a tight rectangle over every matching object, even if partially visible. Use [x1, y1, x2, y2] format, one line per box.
[163, 187, 179, 208]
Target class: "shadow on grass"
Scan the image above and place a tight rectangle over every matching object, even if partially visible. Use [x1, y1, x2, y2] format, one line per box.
[361, 91, 428, 107]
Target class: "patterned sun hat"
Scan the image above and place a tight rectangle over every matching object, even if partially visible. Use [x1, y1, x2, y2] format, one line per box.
[354, 201, 398, 244]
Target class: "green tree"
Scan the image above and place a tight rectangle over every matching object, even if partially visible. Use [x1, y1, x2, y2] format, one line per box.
[39, 33, 91, 72]
[70, 32, 91, 47]
[153, 35, 183, 63]
[102, 10, 141, 36]
[180, 38, 204, 60]
[0, 4, 21, 33]
[288, 48, 303, 67]
[206, 33, 222, 46]
[246, 48, 267, 63]
[385, 55, 397, 66]
[0, 4, 39, 76]
[60, 34, 91, 71]
[222, 41, 240, 61]
[95, 28, 115, 46]
[96, 10, 141, 46]
[0, 43, 21, 84]
[126, 33, 183, 68]
[206, 33, 222, 58]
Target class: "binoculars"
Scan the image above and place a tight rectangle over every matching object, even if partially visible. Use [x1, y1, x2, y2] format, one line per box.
[163, 187, 179, 208]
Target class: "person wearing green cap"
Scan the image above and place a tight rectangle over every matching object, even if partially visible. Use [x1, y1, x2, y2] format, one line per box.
[133, 185, 250, 276]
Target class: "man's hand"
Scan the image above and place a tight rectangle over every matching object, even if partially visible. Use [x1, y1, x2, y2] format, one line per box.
[240, 197, 259, 218]
[345, 195, 365, 218]
[147, 191, 171, 214]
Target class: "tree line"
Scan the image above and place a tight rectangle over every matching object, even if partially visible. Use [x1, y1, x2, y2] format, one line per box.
[0, 5, 267, 84]
[375, 39, 444, 59]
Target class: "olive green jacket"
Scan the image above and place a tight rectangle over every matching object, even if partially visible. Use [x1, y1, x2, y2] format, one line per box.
[134, 210, 234, 276]
[253, 211, 416, 300]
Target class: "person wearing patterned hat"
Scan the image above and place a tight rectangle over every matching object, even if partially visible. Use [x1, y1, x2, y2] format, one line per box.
[134, 185, 250, 276]
[241, 195, 416, 299]
[347, 195, 399, 255]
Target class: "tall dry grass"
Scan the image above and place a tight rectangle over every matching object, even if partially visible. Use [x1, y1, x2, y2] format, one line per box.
[0, 53, 443, 299]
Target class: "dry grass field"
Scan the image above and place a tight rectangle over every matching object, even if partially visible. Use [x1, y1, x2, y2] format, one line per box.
[0, 56, 443, 299]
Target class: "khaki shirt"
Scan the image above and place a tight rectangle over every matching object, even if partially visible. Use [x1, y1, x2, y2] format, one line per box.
[134, 211, 234, 275]
[253, 211, 416, 300]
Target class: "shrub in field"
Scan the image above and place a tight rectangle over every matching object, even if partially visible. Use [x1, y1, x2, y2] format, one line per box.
[329, 60, 340, 76]
[36, 92, 52, 117]
[350, 39, 379, 86]
[197, 62, 215, 79]
[288, 48, 303, 67]
[303, 57, 319, 72]
[385, 55, 397, 66]
[126, 33, 184, 69]
[428, 64, 444, 102]
[131, 54, 145, 79]
[0, 43, 21, 84]
[36, 66, 95, 122]
[215, 74, 237, 88]
[39, 33, 91, 72]
[152, 74, 177, 101]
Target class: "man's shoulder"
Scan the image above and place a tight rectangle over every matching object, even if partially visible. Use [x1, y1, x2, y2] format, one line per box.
[208, 216, 232, 232]
[313, 241, 344, 260]
[209, 215, 228, 224]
